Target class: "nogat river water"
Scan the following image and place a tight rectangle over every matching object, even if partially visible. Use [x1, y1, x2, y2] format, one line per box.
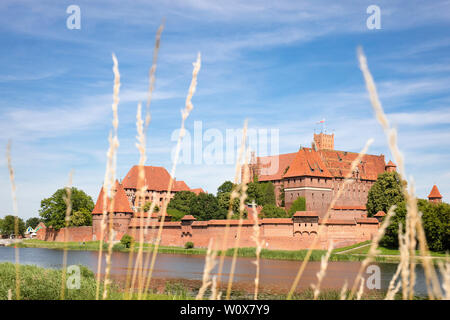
[0, 247, 443, 297]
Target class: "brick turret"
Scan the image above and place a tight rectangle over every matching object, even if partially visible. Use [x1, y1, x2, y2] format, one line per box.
[385, 160, 397, 173]
[428, 185, 443, 204]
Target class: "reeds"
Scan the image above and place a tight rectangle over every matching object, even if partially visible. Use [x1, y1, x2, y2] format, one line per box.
[142, 52, 201, 296]
[95, 52, 121, 300]
[196, 239, 218, 300]
[348, 205, 395, 299]
[357, 47, 442, 299]
[250, 200, 265, 300]
[311, 241, 334, 300]
[60, 171, 73, 300]
[226, 148, 251, 299]
[6, 141, 20, 300]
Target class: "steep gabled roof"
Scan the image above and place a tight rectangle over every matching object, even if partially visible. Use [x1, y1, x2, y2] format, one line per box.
[284, 148, 333, 178]
[318, 149, 385, 181]
[428, 185, 442, 199]
[257, 152, 297, 181]
[92, 181, 133, 215]
[122, 165, 190, 192]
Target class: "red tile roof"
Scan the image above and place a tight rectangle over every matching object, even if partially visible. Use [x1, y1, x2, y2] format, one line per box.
[374, 211, 386, 217]
[318, 218, 356, 225]
[261, 218, 293, 224]
[355, 218, 379, 224]
[122, 165, 190, 192]
[181, 215, 196, 221]
[92, 181, 133, 215]
[386, 160, 396, 167]
[319, 149, 385, 181]
[191, 188, 205, 195]
[428, 185, 442, 199]
[333, 205, 367, 211]
[257, 152, 297, 181]
[284, 148, 333, 178]
[293, 211, 319, 217]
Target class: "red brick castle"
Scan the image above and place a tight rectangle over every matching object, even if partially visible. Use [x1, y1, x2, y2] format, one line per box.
[247, 132, 397, 219]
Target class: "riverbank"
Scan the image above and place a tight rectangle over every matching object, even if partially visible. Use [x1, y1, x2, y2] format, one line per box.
[0, 262, 397, 300]
[13, 239, 366, 262]
[12, 239, 447, 263]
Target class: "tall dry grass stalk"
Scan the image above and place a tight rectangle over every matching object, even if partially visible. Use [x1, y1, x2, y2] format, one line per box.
[348, 205, 395, 299]
[357, 47, 442, 299]
[124, 23, 165, 300]
[385, 223, 407, 300]
[226, 148, 251, 300]
[95, 53, 121, 300]
[287, 138, 374, 299]
[311, 241, 334, 300]
[6, 141, 20, 300]
[216, 120, 248, 290]
[142, 53, 201, 296]
[196, 239, 218, 300]
[250, 200, 265, 300]
[210, 276, 221, 300]
[340, 281, 348, 300]
[356, 277, 365, 300]
[60, 172, 73, 300]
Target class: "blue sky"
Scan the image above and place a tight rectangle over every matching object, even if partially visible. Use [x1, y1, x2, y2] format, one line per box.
[0, 0, 449, 219]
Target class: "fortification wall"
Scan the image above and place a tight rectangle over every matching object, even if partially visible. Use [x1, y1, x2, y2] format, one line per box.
[36, 226, 93, 242]
[36, 216, 379, 251]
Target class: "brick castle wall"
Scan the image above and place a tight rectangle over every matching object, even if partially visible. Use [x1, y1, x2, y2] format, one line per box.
[37, 216, 379, 250]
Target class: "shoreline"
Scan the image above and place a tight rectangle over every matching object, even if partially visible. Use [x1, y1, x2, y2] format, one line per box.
[10, 239, 447, 264]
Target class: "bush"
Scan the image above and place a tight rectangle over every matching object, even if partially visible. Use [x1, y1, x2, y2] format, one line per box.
[261, 204, 287, 218]
[288, 196, 306, 216]
[120, 234, 134, 248]
[112, 242, 126, 251]
[184, 241, 194, 249]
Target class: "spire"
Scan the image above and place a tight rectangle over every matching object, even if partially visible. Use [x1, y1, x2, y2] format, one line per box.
[92, 180, 133, 214]
[428, 185, 442, 203]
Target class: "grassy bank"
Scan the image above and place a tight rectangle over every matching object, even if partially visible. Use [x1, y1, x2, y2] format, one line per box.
[0, 262, 187, 300]
[14, 239, 368, 262]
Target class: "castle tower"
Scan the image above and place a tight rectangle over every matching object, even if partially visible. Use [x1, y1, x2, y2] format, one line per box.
[385, 160, 397, 172]
[428, 185, 443, 204]
[91, 180, 134, 241]
[313, 132, 334, 150]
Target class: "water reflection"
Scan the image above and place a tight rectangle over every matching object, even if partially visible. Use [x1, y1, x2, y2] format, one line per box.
[0, 247, 441, 296]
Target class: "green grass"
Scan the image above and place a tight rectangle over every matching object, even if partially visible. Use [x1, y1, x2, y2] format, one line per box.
[349, 245, 448, 257]
[0, 262, 192, 300]
[332, 240, 371, 253]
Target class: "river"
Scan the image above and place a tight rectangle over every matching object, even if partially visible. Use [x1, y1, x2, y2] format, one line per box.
[0, 247, 441, 297]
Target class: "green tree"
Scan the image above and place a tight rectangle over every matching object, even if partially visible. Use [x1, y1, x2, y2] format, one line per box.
[247, 182, 264, 205]
[120, 234, 134, 248]
[25, 217, 41, 229]
[288, 196, 306, 217]
[0, 215, 26, 237]
[217, 181, 235, 195]
[261, 204, 287, 218]
[70, 208, 93, 227]
[141, 201, 160, 213]
[381, 199, 450, 252]
[168, 191, 196, 214]
[39, 187, 94, 230]
[217, 191, 240, 214]
[189, 193, 226, 221]
[367, 172, 405, 217]
[261, 182, 276, 206]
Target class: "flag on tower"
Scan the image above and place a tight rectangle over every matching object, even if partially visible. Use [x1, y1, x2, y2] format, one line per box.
[316, 118, 325, 124]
